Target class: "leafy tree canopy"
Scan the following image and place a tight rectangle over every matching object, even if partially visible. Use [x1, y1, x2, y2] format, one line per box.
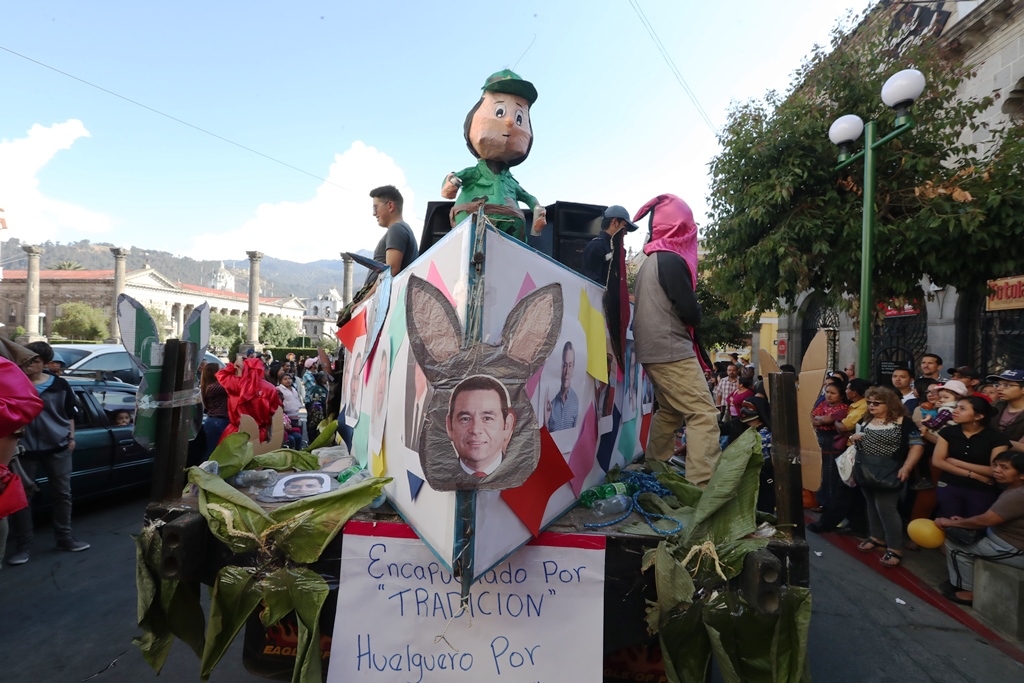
[260, 316, 300, 347]
[53, 302, 107, 340]
[704, 7, 1024, 320]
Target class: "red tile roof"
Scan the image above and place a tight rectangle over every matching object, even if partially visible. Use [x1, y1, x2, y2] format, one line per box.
[3, 270, 114, 280]
[178, 282, 284, 304]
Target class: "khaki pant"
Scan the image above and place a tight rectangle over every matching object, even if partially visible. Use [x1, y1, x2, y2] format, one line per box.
[644, 356, 721, 487]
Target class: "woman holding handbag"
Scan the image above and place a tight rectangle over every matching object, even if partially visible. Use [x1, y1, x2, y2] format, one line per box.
[851, 386, 924, 568]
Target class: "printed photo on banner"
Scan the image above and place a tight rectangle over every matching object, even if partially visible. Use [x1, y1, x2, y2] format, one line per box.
[368, 336, 391, 454]
[641, 375, 654, 415]
[273, 472, 332, 499]
[404, 275, 563, 491]
[621, 339, 639, 422]
[343, 348, 364, 427]
[404, 354, 432, 452]
[595, 332, 617, 434]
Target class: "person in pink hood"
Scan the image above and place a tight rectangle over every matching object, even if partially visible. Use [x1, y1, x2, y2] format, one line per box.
[631, 194, 720, 487]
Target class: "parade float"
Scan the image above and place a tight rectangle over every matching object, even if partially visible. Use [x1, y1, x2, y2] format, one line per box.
[130, 71, 812, 683]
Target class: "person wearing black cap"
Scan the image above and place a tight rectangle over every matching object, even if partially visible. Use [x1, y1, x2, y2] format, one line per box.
[989, 369, 1024, 451]
[581, 205, 638, 285]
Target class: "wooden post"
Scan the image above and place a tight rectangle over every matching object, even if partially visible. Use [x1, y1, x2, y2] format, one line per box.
[150, 339, 198, 502]
[768, 372, 805, 539]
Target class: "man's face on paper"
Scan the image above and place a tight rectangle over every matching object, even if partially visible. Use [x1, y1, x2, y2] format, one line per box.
[283, 477, 323, 497]
[561, 348, 575, 392]
[446, 388, 514, 472]
[469, 92, 532, 162]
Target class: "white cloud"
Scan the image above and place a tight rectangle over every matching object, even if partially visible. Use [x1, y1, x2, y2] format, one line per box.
[190, 141, 418, 264]
[0, 120, 114, 243]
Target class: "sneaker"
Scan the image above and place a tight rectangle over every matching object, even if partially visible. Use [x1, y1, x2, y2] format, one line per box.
[56, 537, 90, 552]
[7, 548, 30, 565]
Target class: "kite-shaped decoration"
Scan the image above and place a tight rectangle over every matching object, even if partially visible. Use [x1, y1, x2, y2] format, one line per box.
[500, 427, 575, 536]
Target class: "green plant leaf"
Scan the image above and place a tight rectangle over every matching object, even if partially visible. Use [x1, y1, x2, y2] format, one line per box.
[200, 566, 263, 681]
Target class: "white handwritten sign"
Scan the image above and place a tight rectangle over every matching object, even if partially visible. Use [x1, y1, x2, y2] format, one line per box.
[328, 521, 605, 683]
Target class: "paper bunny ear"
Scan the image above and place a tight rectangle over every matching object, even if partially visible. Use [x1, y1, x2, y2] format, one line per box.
[405, 275, 463, 378]
[502, 283, 563, 374]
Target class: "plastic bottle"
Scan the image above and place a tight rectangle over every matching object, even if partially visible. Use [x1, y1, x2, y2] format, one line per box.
[198, 460, 220, 475]
[229, 470, 279, 488]
[578, 482, 638, 508]
[339, 468, 387, 508]
[591, 494, 631, 516]
[336, 465, 363, 484]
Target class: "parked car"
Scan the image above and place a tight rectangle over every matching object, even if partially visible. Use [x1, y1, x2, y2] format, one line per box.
[30, 377, 155, 507]
[57, 343, 224, 385]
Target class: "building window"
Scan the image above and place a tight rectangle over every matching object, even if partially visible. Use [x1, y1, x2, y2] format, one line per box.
[313, 306, 319, 315]
[313, 326, 318, 336]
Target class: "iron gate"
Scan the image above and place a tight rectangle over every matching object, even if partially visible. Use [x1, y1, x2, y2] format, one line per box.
[801, 299, 839, 372]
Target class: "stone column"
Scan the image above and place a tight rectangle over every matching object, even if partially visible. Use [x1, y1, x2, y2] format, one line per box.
[245, 251, 263, 349]
[17, 245, 44, 343]
[173, 303, 184, 338]
[108, 247, 129, 343]
[342, 253, 354, 304]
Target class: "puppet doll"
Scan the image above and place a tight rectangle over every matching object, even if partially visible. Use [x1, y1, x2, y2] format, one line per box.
[441, 69, 546, 241]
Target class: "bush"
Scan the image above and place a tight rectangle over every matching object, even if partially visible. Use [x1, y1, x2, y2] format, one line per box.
[53, 302, 107, 340]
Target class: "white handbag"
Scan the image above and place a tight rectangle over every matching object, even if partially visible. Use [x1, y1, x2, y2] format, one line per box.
[835, 444, 858, 488]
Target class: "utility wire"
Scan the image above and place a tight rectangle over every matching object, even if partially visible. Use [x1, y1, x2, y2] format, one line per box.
[625, 0, 719, 137]
[0, 44, 353, 193]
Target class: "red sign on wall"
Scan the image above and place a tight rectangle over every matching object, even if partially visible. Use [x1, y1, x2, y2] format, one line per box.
[777, 339, 787, 356]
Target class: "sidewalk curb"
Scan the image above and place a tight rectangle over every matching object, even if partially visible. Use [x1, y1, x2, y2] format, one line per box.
[809, 521, 1024, 666]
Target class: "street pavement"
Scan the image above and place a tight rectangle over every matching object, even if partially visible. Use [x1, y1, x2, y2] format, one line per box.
[3, 495, 1023, 683]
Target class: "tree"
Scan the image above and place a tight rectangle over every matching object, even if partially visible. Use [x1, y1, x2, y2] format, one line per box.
[696, 277, 750, 350]
[704, 7, 1024, 321]
[210, 312, 245, 352]
[53, 303, 107, 340]
[149, 309, 170, 342]
[260, 316, 299, 347]
[53, 260, 84, 270]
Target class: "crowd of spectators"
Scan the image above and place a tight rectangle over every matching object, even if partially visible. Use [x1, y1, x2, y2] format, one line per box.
[689, 351, 1024, 607]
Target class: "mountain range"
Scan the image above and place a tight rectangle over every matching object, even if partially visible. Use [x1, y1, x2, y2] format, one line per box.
[1, 238, 371, 300]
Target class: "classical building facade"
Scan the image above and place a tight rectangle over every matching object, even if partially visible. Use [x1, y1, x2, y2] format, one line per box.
[0, 264, 305, 340]
[302, 287, 344, 341]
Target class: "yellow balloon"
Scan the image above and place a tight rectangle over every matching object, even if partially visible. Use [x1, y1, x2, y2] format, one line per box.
[908, 518, 946, 549]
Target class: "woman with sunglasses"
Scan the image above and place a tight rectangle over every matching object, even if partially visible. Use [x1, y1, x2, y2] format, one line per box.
[932, 395, 1009, 519]
[851, 386, 924, 567]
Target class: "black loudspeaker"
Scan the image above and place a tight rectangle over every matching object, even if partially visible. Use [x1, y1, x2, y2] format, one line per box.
[419, 200, 608, 280]
[738, 547, 784, 614]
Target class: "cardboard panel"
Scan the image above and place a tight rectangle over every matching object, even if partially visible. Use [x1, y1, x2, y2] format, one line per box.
[797, 330, 828, 490]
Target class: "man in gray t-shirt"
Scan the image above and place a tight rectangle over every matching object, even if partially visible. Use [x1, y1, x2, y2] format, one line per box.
[368, 185, 419, 284]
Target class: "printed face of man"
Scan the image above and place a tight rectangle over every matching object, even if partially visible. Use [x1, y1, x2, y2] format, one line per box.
[283, 477, 323, 497]
[920, 356, 940, 377]
[561, 347, 575, 393]
[469, 91, 532, 162]
[446, 388, 515, 473]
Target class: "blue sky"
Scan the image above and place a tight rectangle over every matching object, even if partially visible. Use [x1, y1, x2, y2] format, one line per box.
[0, 1, 872, 264]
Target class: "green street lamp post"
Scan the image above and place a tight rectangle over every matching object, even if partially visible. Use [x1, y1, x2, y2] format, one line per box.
[828, 68, 926, 379]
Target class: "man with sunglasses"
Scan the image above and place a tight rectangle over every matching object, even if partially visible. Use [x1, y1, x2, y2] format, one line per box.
[989, 370, 1024, 452]
[368, 185, 418, 284]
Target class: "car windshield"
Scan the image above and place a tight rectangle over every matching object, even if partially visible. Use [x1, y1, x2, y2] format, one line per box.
[58, 348, 92, 365]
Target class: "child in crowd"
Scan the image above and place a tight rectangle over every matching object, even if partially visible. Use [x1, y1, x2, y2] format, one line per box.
[922, 380, 970, 432]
